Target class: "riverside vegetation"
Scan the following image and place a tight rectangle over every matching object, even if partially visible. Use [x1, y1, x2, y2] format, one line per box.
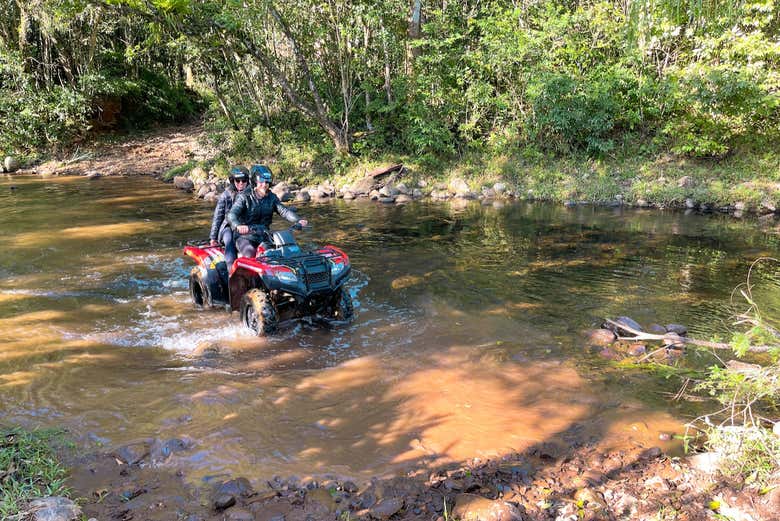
[2, 0, 780, 517]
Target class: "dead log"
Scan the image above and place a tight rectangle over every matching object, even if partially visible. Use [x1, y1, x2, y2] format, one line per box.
[603, 319, 772, 353]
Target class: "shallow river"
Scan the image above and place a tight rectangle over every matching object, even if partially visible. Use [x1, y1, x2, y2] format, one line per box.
[2, 175, 780, 485]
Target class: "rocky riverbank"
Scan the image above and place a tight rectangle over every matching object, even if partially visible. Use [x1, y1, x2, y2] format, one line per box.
[47, 436, 778, 521]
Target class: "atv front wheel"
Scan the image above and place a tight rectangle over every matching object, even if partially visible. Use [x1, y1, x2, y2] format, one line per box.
[189, 267, 210, 309]
[240, 289, 278, 336]
[330, 288, 354, 322]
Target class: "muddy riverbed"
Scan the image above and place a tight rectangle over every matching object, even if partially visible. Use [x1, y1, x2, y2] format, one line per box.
[2, 174, 780, 519]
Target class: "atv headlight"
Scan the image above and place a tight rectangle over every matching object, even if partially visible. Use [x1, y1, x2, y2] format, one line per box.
[275, 270, 298, 283]
[330, 260, 346, 277]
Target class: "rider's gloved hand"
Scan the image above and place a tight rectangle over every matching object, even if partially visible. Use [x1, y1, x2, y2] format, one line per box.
[298, 219, 308, 228]
[210, 239, 219, 247]
[237, 225, 250, 235]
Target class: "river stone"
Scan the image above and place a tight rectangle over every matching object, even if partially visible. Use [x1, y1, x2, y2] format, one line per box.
[379, 183, 399, 197]
[606, 316, 643, 336]
[227, 508, 253, 521]
[662, 332, 684, 347]
[114, 441, 150, 465]
[85, 170, 102, 179]
[216, 477, 254, 499]
[665, 324, 687, 336]
[214, 494, 236, 510]
[295, 190, 311, 202]
[455, 191, 479, 200]
[685, 198, 696, 209]
[396, 183, 410, 195]
[197, 184, 211, 198]
[430, 189, 450, 200]
[173, 176, 194, 192]
[203, 192, 218, 202]
[369, 497, 404, 520]
[369, 189, 380, 200]
[493, 182, 507, 194]
[647, 323, 666, 334]
[449, 178, 470, 194]
[343, 191, 356, 200]
[4, 156, 19, 173]
[395, 194, 412, 204]
[584, 328, 616, 346]
[628, 343, 647, 356]
[30, 497, 82, 521]
[452, 493, 521, 521]
[412, 188, 423, 198]
[378, 196, 395, 204]
[482, 187, 496, 198]
[149, 437, 191, 464]
[760, 199, 777, 214]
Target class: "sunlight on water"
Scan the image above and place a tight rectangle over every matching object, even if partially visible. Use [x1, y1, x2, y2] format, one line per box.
[2, 174, 780, 482]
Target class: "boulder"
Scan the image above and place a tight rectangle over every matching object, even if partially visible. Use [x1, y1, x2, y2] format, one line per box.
[343, 191, 356, 200]
[493, 182, 507, 194]
[685, 198, 696, 209]
[584, 329, 616, 346]
[295, 190, 311, 202]
[449, 178, 470, 194]
[396, 183, 410, 195]
[113, 441, 150, 465]
[4, 156, 20, 173]
[430, 190, 450, 200]
[395, 194, 413, 204]
[605, 316, 643, 336]
[369, 190, 381, 200]
[412, 189, 423, 199]
[85, 171, 102, 179]
[482, 188, 496, 198]
[665, 324, 687, 336]
[379, 184, 399, 197]
[351, 177, 377, 195]
[647, 324, 667, 334]
[378, 196, 395, 204]
[173, 176, 194, 192]
[760, 199, 777, 214]
[452, 493, 522, 521]
[636, 198, 649, 207]
[369, 497, 404, 520]
[30, 497, 82, 521]
[197, 184, 211, 198]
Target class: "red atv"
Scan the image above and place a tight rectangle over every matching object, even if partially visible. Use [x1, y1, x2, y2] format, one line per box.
[183, 224, 353, 335]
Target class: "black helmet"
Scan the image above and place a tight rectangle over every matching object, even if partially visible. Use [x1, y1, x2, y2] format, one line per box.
[250, 164, 273, 186]
[228, 166, 250, 190]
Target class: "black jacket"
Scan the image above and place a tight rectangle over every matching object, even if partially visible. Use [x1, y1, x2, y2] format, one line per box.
[227, 189, 300, 241]
[209, 187, 239, 242]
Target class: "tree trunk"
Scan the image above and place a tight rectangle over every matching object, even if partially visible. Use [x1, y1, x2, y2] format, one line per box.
[408, 0, 423, 62]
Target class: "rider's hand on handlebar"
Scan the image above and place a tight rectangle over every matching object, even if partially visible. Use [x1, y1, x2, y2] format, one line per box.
[237, 225, 250, 235]
[298, 219, 308, 228]
[210, 239, 218, 247]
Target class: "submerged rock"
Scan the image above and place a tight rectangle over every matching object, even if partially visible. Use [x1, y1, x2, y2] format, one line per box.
[584, 329, 616, 346]
[665, 324, 688, 336]
[29, 497, 81, 521]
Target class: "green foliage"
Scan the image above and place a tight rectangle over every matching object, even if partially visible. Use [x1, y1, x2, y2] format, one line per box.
[0, 427, 70, 517]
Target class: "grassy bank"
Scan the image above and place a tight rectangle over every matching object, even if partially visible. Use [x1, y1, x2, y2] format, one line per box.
[0, 427, 71, 518]
[190, 132, 780, 212]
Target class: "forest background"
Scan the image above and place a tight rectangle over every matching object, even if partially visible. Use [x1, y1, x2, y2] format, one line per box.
[1, 0, 779, 202]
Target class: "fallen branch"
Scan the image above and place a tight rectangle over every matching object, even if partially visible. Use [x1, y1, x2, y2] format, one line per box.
[604, 319, 772, 353]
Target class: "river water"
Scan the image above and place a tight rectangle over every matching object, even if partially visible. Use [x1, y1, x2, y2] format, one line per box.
[2, 175, 780, 485]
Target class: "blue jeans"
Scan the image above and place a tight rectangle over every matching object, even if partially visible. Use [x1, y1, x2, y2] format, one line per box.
[220, 227, 237, 267]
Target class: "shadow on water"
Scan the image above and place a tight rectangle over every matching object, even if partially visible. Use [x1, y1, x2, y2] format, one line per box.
[2, 175, 780, 489]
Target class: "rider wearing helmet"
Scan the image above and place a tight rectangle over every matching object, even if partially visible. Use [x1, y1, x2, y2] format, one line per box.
[227, 164, 308, 259]
[209, 165, 251, 267]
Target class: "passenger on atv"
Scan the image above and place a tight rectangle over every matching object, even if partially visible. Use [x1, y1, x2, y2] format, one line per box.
[227, 164, 308, 259]
[209, 165, 251, 268]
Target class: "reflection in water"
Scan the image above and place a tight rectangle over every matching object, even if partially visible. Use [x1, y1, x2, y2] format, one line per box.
[1, 175, 780, 484]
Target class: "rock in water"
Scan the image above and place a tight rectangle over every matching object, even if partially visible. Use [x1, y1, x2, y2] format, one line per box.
[584, 329, 616, 346]
[29, 497, 82, 521]
[4, 156, 19, 173]
[665, 323, 688, 336]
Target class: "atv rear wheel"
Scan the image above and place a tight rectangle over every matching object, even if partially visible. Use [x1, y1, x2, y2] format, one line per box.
[330, 288, 354, 322]
[189, 267, 210, 309]
[240, 289, 278, 336]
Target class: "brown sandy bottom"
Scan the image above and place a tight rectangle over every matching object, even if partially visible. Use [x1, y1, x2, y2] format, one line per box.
[66, 440, 779, 521]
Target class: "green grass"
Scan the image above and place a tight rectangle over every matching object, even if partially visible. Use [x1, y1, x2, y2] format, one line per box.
[0, 427, 71, 518]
